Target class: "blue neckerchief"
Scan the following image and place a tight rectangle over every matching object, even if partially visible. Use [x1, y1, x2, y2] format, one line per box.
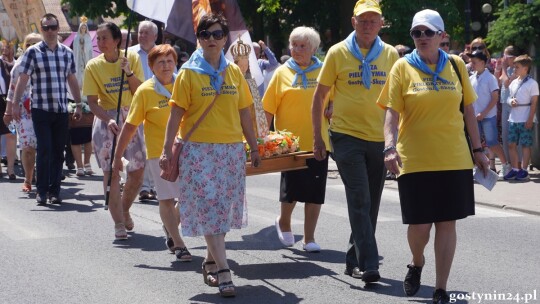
[181, 48, 229, 93]
[404, 49, 449, 91]
[153, 73, 177, 99]
[285, 56, 322, 89]
[344, 31, 384, 89]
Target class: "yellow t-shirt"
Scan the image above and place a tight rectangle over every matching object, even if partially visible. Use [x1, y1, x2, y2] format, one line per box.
[170, 64, 253, 143]
[318, 40, 399, 142]
[376, 55, 478, 175]
[125, 78, 173, 159]
[82, 50, 144, 110]
[263, 64, 330, 151]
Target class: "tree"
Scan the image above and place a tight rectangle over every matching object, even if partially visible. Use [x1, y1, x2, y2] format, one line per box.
[61, 0, 129, 19]
[486, 0, 540, 53]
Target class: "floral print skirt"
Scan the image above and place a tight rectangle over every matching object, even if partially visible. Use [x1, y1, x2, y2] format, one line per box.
[178, 141, 247, 237]
[92, 106, 146, 172]
[15, 106, 37, 149]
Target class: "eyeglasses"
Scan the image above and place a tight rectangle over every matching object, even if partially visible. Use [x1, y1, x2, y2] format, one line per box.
[198, 30, 225, 41]
[410, 29, 441, 39]
[41, 24, 59, 32]
[439, 42, 450, 47]
[471, 45, 485, 51]
[357, 20, 379, 27]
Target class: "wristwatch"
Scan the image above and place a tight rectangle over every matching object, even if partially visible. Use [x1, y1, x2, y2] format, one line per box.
[382, 145, 396, 154]
[472, 147, 484, 153]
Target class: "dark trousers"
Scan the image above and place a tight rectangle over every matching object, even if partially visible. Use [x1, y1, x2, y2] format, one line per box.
[32, 108, 69, 198]
[330, 131, 385, 271]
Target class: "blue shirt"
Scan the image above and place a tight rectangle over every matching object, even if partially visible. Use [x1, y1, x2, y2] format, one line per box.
[129, 44, 153, 80]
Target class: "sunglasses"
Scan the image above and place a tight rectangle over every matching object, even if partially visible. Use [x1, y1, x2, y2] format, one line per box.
[410, 29, 441, 39]
[471, 45, 485, 51]
[198, 30, 225, 41]
[439, 42, 450, 47]
[41, 24, 59, 32]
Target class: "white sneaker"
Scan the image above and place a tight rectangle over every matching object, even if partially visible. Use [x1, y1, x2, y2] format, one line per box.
[275, 216, 295, 247]
[498, 163, 511, 180]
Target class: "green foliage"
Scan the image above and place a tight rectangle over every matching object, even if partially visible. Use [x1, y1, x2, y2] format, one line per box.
[379, 0, 464, 46]
[486, 0, 540, 51]
[61, 0, 129, 19]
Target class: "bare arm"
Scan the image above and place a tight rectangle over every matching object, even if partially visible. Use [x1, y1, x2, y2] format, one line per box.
[87, 95, 121, 135]
[383, 108, 401, 175]
[67, 73, 82, 120]
[311, 83, 331, 160]
[464, 103, 490, 175]
[112, 122, 138, 172]
[264, 111, 273, 130]
[160, 104, 185, 170]
[477, 90, 499, 120]
[525, 95, 538, 129]
[240, 107, 261, 167]
[11, 73, 30, 121]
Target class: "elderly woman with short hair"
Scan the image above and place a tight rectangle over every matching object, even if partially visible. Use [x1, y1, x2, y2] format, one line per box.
[263, 26, 331, 252]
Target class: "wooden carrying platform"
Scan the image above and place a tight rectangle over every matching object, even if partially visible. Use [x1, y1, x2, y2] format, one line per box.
[246, 152, 314, 176]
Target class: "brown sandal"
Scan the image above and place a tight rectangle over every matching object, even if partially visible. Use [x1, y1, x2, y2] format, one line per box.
[202, 260, 218, 287]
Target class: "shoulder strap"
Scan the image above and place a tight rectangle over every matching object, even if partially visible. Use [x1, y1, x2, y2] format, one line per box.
[182, 70, 226, 142]
[448, 56, 464, 114]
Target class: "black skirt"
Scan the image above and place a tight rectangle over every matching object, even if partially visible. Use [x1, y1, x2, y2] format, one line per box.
[397, 169, 475, 224]
[279, 155, 329, 204]
[69, 126, 92, 145]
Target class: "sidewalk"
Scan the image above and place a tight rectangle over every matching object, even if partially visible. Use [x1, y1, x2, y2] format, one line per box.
[328, 159, 540, 216]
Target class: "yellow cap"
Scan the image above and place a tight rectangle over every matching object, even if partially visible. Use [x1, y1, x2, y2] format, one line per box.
[353, 0, 382, 16]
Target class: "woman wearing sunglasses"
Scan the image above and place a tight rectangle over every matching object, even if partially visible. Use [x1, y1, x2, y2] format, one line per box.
[161, 13, 260, 298]
[467, 37, 496, 75]
[377, 9, 489, 304]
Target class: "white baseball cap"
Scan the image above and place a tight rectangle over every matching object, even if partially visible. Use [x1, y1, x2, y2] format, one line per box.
[411, 9, 444, 32]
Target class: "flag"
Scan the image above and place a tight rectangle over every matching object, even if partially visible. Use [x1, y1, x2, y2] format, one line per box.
[126, 0, 263, 86]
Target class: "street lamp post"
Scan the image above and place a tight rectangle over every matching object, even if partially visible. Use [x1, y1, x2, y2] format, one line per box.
[465, 0, 471, 43]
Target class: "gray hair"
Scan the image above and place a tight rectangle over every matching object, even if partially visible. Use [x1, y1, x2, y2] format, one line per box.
[139, 20, 158, 35]
[289, 26, 320, 53]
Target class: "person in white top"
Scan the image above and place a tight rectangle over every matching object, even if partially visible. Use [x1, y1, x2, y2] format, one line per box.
[468, 50, 510, 179]
[503, 55, 539, 181]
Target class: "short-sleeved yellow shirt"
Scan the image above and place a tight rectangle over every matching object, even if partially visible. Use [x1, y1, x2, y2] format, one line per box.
[318, 41, 399, 142]
[83, 50, 144, 110]
[125, 78, 173, 159]
[377, 55, 478, 174]
[170, 64, 253, 143]
[263, 64, 330, 151]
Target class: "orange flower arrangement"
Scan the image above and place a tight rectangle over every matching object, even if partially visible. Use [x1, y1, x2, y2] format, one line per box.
[245, 130, 300, 159]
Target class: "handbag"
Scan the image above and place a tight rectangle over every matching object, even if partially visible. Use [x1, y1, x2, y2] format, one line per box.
[449, 56, 473, 161]
[160, 82, 224, 182]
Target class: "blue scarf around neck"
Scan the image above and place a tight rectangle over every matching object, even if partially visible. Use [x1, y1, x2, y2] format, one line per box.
[404, 49, 449, 91]
[152, 73, 177, 99]
[344, 31, 384, 89]
[181, 48, 229, 94]
[285, 56, 322, 89]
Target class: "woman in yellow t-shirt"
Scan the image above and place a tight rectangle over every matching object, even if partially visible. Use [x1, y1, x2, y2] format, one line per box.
[112, 44, 191, 262]
[160, 13, 260, 298]
[83, 22, 144, 241]
[377, 10, 489, 303]
[262, 26, 330, 253]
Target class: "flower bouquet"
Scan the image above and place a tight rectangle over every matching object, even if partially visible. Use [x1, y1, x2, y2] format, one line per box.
[245, 130, 300, 159]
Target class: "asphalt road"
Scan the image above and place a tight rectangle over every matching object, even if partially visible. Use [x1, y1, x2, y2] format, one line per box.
[0, 165, 539, 304]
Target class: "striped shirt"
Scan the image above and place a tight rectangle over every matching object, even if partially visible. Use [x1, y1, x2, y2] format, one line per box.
[19, 41, 76, 113]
